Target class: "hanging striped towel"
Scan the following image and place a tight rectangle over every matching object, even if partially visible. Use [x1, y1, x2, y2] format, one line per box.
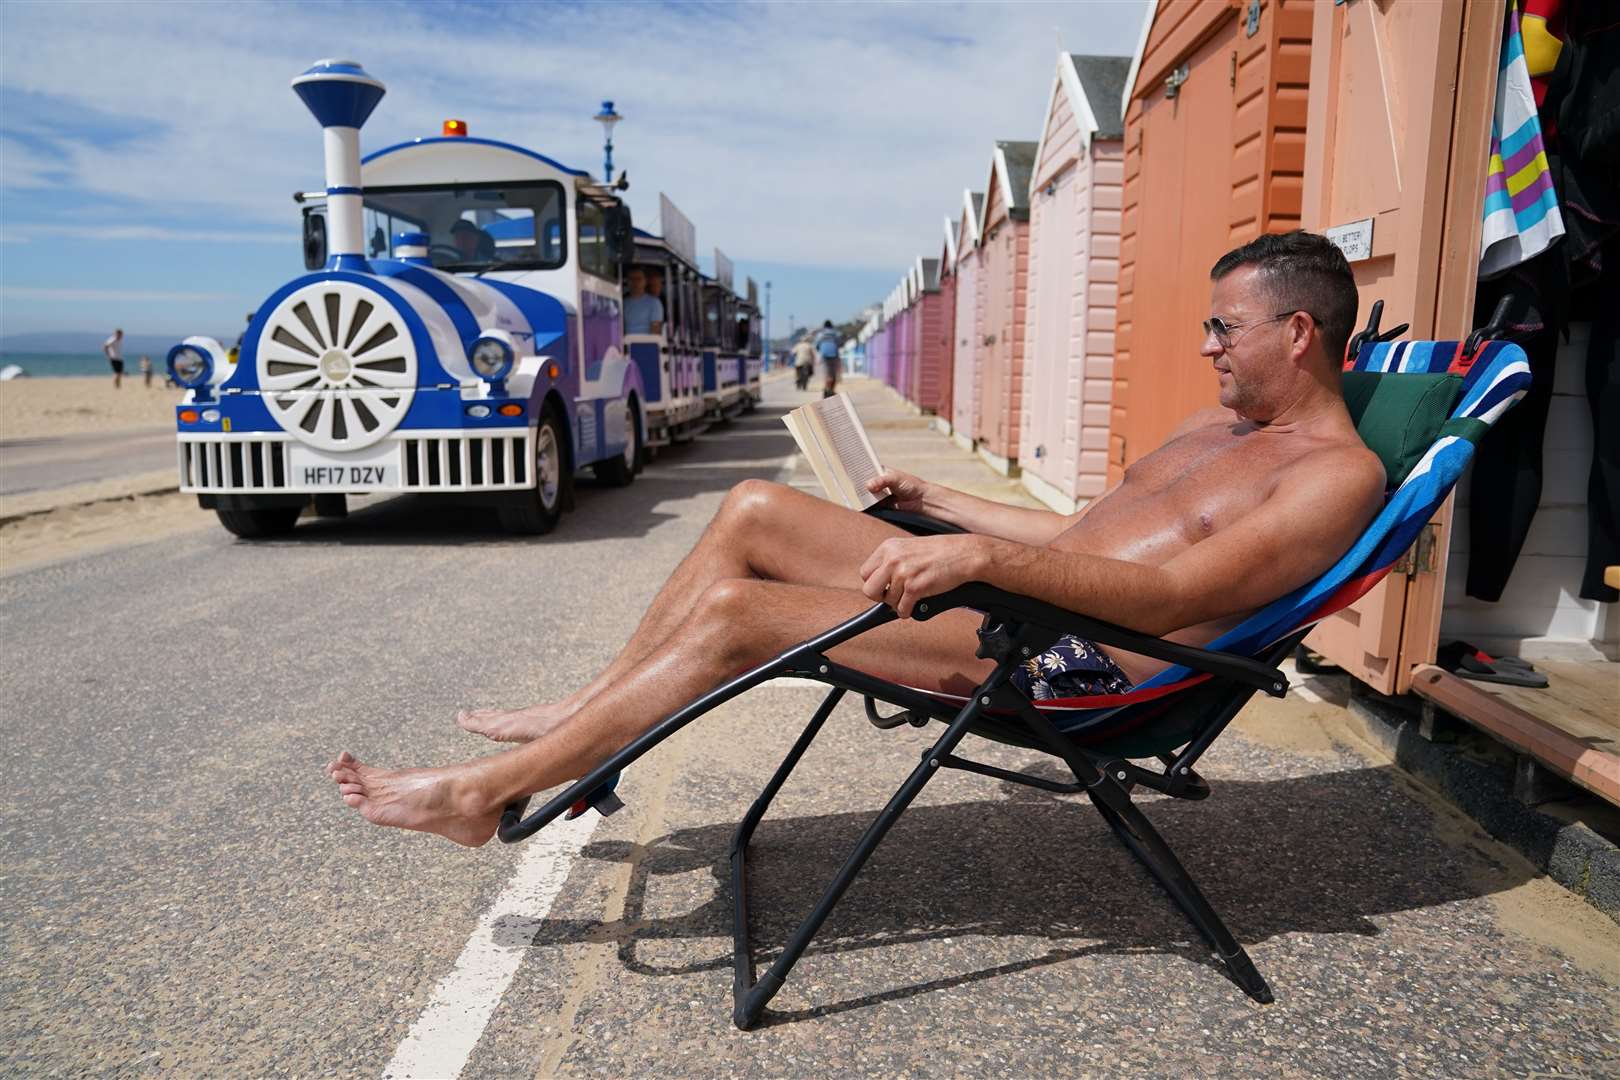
[1480, 0, 1564, 278]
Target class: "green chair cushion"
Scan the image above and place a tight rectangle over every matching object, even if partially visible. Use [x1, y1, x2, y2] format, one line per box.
[1341, 371, 1465, 488]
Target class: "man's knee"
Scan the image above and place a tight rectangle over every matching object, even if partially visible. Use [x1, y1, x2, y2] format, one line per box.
[694, 579, 765, 660]
[720, 478, 790, 531]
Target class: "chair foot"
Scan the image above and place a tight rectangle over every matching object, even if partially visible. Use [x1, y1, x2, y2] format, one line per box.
[1221, 947, 1274, 1004]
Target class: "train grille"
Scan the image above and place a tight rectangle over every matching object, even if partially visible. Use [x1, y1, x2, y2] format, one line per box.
[178, 432, 532, 494]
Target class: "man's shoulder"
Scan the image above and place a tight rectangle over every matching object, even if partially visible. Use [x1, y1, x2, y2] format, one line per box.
[1287, 435, 1386, 497]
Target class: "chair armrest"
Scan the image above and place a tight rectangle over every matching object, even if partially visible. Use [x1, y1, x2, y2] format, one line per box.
[865, 507, 965, 536]
[913, 581, 1288, 698]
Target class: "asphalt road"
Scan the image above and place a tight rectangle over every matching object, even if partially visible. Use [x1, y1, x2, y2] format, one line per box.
[3, 378, 1617, 1078]
[0, 428, 177, 496]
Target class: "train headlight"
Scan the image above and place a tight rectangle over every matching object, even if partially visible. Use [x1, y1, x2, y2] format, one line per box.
[167, 344, 213, 388]
[468, 333, 515, 382]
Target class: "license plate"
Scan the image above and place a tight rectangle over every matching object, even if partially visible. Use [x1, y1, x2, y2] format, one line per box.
[286, 443, 399, 490]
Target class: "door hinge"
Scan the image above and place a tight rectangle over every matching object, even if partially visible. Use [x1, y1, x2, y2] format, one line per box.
[1394, 523, 1441, 577]
[1230, 50, 1238, 88]
[1164, 63, 1190, 99]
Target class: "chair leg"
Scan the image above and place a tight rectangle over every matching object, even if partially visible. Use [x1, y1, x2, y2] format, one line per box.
[1088, 789, 1274, 1004]
[729, 680, 997, 1029]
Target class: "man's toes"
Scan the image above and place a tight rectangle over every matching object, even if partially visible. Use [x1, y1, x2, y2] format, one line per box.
[342, 793, 366, 809]
[339, 782, 365, 797]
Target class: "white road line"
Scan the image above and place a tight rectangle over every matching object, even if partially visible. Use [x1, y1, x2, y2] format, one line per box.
[382, 811, 599, 1080]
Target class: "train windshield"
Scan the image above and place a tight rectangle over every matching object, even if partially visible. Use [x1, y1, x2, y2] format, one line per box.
[361, 180, 567, 271]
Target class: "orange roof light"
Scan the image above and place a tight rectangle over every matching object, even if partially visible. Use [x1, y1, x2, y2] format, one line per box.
[443, 119, 468, 137]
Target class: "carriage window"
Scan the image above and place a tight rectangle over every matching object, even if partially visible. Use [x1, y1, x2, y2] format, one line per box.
[359, 180, 565, 271]
[576, 199, 614, 281]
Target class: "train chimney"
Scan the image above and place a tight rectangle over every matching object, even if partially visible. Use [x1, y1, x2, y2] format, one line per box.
[291, 59, 386, 271]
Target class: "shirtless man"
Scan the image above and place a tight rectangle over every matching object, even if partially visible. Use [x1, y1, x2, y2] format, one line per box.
[328, 230, 1385, 847]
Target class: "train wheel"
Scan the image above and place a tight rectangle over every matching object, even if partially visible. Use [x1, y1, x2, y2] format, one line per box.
[592, 396, 640, 486]
[498, 408, 567, 535]
[216, 505, 302, 539]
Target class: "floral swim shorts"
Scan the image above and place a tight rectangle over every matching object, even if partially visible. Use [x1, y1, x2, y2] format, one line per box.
[1009, 634, 1135, 702]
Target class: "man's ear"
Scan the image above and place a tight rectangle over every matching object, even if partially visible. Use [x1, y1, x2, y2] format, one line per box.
[1287, 311, 1317, 367]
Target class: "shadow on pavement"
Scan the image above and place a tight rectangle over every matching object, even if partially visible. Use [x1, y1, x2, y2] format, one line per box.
[517, 762, 1531, 1024]
[236, 413, 798, 548]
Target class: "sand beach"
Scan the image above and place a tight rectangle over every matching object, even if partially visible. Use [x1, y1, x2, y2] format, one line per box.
[0, 375, 185, 440]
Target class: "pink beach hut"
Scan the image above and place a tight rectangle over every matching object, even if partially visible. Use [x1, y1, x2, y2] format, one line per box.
[909, 256, 951, 415]
[928, 221, 958, 421]
[1017, 53, 1130, 512]
[948, 191, 985, 446]
[973, 140, 1037, 474]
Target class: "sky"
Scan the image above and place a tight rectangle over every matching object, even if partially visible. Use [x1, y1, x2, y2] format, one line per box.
[0, 0, 1148, 346]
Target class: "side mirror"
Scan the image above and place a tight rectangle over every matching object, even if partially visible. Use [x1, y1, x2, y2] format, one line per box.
[302, 210, 327, 271]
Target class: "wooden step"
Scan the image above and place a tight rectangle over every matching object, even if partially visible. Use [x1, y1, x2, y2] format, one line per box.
[1410, 661, 1620, 808]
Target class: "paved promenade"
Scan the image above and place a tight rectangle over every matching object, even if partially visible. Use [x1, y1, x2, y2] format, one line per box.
[2, 375, 1617, 1077]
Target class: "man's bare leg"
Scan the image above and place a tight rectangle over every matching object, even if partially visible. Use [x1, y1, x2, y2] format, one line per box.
[456, 480, 910, 742]
[344, 579, 990, 845]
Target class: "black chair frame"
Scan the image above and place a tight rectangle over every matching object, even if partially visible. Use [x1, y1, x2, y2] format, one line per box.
[499, 537, 1299, 1028]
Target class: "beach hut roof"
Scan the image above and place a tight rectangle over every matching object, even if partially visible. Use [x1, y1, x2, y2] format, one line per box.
[981, 142, 1037, 233]
[920, 256, 941, 292]
[942, 216, 958, 267]
[957, 190, 985, 256]
[1070, 54, 1129, 141]
[1120, 0, 1158, 121]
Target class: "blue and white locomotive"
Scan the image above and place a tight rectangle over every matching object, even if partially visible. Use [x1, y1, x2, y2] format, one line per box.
[169, 59, 756, 538]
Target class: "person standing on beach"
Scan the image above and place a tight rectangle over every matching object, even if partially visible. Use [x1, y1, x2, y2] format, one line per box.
[103, 328, 125, 388]
[139, 355, 153, 388]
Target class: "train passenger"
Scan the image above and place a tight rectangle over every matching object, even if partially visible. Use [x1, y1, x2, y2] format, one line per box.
[327, 230, 1385, 849]
[624, 267, 664, 335]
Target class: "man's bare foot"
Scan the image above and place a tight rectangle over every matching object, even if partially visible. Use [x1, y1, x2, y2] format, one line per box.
[455, 702, 573, 743]
[326, 751, 501, 847]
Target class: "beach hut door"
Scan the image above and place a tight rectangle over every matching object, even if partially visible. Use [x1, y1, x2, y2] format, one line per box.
[1298, 0, 1502, 694]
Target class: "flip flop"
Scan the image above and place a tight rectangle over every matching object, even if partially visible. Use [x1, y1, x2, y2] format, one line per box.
[564, 770, 624, 820]
[1437, 641, 1548, 688]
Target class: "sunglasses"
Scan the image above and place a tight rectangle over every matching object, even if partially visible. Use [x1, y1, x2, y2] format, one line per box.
[1202, 310, 1317, 349]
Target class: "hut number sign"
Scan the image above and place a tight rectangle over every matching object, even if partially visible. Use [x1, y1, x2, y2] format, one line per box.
[1325, 217, 1375, 263]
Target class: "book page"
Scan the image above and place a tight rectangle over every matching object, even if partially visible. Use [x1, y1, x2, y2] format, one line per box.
[782, 409, 844, 507]
[782, 393, 886, 510]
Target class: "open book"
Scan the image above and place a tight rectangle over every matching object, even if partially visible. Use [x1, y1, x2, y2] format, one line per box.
[782, 392, 890, 510]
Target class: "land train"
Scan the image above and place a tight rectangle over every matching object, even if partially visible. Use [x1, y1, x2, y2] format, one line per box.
[167, 59, 763, 538]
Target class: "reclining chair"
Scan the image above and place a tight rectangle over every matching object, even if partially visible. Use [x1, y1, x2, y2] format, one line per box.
[498, 331, 1531, 1029]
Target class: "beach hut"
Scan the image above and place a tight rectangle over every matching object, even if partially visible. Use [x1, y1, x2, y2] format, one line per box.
[1110, 0, 1316, 484]
[928, 219, 958, 421]
[908, 256, 951, 415]
[948, 191, 985, 446]
[1283, 0, 1613, 697]
[973, 140, 1038, 474]
[894, 271, 917, 399]
[1017, 53, 1130, 513]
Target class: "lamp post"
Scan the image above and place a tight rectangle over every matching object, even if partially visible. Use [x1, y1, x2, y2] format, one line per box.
[764, 281, 772, 370]
[592, 100, 622, 184]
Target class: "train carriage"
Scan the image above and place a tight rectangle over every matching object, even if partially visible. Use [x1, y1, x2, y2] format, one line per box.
[168, 59, 742, 538]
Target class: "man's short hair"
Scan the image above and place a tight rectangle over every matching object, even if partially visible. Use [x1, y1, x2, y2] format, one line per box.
[1210, 231, 1359, 362]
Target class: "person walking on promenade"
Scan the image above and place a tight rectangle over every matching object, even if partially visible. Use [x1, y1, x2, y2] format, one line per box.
[791, 336, 816, 391]
[138, 355, 153, 388]
[327, 231, 1387, 849]
[102, 328, 125, 388]
[814, 320, 841, 397]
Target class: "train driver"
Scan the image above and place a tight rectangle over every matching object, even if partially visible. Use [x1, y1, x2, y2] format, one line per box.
[449, 219, 494, 262]
[624, 267, 665, 335]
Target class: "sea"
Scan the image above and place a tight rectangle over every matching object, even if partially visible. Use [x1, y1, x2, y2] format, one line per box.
[0, 352, 144, 378]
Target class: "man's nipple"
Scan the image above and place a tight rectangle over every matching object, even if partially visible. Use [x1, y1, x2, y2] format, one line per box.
[1200, 512, 1215, 534]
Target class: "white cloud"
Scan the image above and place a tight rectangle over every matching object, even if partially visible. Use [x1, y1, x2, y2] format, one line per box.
[7, 224, 285, 244]
[0, 0, 1148, 272]
[0, 286, 233, 302]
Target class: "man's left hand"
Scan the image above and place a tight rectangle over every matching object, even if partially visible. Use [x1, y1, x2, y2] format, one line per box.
[860, 534, 994, 618]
